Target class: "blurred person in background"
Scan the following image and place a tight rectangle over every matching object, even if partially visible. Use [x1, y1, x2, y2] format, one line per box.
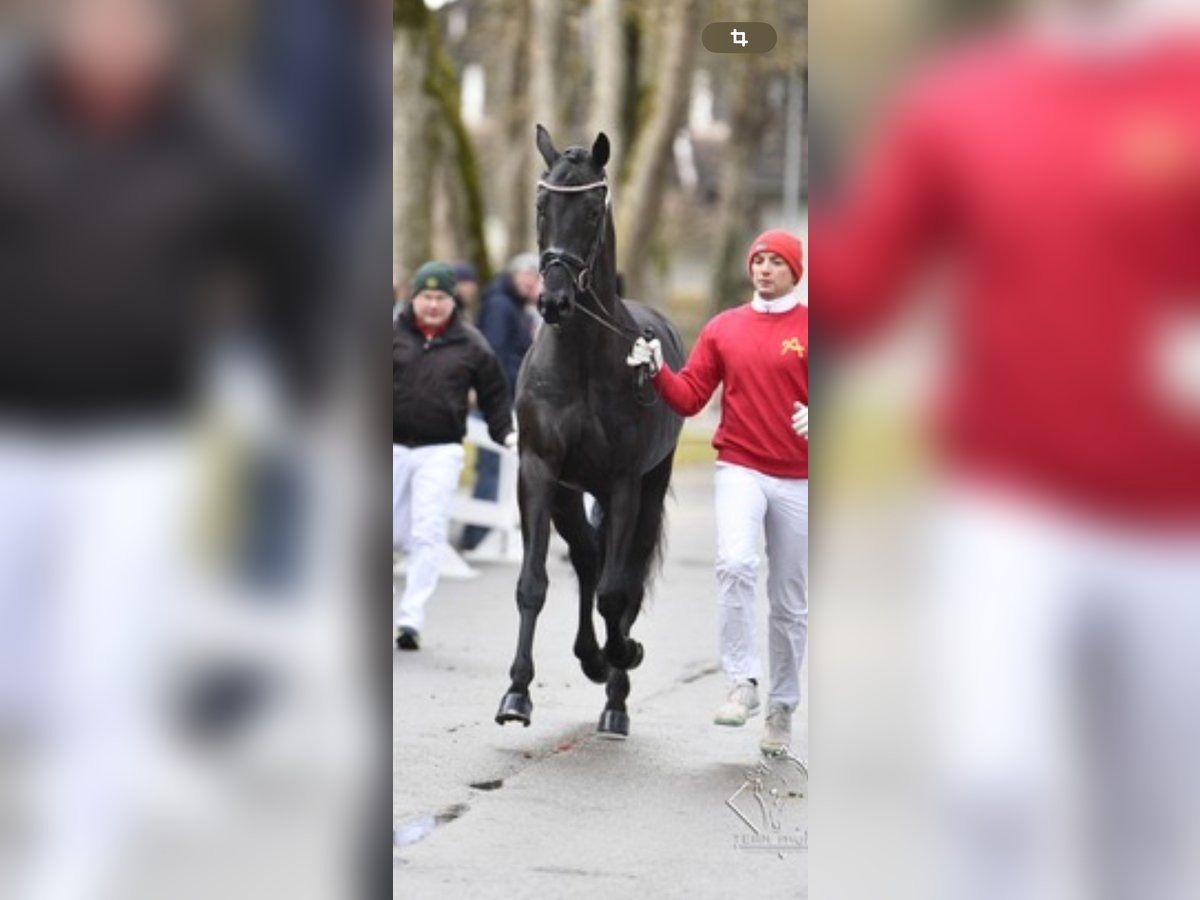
[0, 0, 360, 897]
[393, 262, 516, 650]
[392, 270, 406, 323]
[813, 0, 1200, 896]
[450, 260, 481, 319]
[458, 253, 540, 553]
[627, 230, 808, 756]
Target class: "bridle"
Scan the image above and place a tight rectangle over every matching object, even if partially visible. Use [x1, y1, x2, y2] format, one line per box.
[536, 178, 640, 342]
[535, 175, 658, 406]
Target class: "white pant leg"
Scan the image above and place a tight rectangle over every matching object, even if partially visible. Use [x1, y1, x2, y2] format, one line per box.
[763, 477, 808, 711]
[0, 437, 55, 730]
[714, 463, 769, 684]
[23, 432, 192, 900]
[395, 443, 464, 633]
[1090, 530, 1200, 900]
[931, 488, 1080, 900]
[392, 445, 413, 552]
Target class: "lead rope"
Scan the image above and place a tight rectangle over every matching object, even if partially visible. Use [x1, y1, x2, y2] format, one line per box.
[561, 284, 657, 407]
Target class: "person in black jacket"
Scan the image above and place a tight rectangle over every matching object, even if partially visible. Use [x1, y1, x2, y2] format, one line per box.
[459, 253, 541, 551]
[0, 4, 328, 897]
[393, 261, 515, 650]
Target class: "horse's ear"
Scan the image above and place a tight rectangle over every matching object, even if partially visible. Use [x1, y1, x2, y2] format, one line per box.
[536, 124, 560, 169]
[592, 132, 610, 170]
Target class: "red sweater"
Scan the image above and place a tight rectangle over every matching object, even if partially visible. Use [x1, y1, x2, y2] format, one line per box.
[655, 302, 808, 478]
[812, 33, 1200, 524]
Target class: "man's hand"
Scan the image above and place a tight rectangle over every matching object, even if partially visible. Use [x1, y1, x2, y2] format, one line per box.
[625, 337, 663, 375]
[792, 401, 808, 438]
[504, 431, 519, 452]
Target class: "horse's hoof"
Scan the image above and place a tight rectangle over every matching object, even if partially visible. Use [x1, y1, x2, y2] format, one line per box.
[596, 709, 630, 740]
[580, 654, 611, 684]
[495, 692, 533, 727]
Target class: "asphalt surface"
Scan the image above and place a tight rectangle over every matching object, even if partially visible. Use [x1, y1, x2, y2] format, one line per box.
[393, 464, 808, 899]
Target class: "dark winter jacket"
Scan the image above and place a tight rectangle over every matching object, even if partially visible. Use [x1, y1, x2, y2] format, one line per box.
[476, 274, 533, 394]
[0, 57, 324, 421]
[392, 308, 513, 447]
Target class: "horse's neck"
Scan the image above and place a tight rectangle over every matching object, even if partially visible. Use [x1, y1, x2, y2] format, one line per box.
[552, 290, 629, 382]
[587, 241, 632, 331]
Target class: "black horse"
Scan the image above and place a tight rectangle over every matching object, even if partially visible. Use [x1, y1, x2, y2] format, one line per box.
[494, 126, 685, 738]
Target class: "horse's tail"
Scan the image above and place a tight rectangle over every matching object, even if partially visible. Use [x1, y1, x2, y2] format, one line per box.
[640, 452, 676, 602]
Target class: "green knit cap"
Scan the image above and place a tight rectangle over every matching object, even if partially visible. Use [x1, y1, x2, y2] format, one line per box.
[409, 261, 457, 299]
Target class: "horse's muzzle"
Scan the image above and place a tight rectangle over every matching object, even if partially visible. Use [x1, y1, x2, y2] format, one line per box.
[538, 291, 572, 325]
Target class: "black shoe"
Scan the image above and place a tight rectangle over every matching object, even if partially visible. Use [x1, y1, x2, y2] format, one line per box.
[395, 627, 420, 651]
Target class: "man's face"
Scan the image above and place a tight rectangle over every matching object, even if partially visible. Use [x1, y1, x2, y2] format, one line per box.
[412, 289, 455, 330]
[513, 270, 542, 304]
[52, 0, 178, 105]
[751, 252, 797, 300]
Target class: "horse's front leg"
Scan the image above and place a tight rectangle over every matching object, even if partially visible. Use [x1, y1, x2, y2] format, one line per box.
[495, 455, 557, 727]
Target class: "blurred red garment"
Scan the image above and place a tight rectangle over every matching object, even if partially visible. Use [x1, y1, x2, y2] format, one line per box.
[812, 33, 1200, 525]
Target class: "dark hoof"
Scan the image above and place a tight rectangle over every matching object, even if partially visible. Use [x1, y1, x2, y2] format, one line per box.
[580, 654, 611, 684]
[495, 692, 532, 727]
[596, 709, 630, 740]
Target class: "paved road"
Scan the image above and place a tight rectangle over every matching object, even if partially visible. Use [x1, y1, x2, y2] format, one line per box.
[393, 464, 808, 899]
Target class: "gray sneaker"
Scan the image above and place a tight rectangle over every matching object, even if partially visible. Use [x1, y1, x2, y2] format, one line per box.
[760, 704, 792, 755]
[714, 681, 761, 727]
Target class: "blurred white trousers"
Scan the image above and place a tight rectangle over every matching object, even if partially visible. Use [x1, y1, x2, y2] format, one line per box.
[713, 462, 809, 711]
[933, 485, 1200, 900]
[392, 443, 464, 633]
[0, 428, 192, 900]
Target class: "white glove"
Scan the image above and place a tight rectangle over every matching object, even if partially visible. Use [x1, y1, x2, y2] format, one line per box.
[625, 337, 663, 375]
[503, 431, 519, 451]
[792, 402, 808, 438]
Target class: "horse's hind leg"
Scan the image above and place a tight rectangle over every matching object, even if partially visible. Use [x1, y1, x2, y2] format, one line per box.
[550, 487, 609, 684]
[596, 477, 647, 673]
[598, 456, 674, 672]
[595, 455, 675, 739]
[496, 457, 556, 727]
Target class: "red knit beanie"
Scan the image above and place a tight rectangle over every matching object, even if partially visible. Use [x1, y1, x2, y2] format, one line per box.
[746, 230, 804, 283]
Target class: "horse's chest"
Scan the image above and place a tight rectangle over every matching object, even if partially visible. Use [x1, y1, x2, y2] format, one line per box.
[556, 416, 617, 484]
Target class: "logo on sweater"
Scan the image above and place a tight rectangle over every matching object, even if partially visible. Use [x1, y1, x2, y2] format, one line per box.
[780, 337, 805, 358]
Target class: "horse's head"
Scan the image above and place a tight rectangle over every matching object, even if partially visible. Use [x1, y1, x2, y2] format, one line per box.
[534, 125, 612, 326]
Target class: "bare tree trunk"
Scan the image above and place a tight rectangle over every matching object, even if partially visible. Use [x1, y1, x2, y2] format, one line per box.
[614, 0, 700, 300]
[709, 5, 775, 313]
[617, 2, 643, 184]
[428, 26, 492, 284]
[587, 0, 625, 175]
[491, 0, 533, 264]
[392, 0, 437, 282]
[524, 0, 566, 253]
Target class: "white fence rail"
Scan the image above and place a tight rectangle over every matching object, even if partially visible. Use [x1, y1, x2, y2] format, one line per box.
[447, 416, 522, 570]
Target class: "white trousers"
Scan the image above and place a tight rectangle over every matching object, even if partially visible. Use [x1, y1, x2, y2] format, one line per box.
[0, 428, 192, 900]
[392, 443, 464, 632]
[713, 462, 809, 711]
[932, 486, 1200, 900]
